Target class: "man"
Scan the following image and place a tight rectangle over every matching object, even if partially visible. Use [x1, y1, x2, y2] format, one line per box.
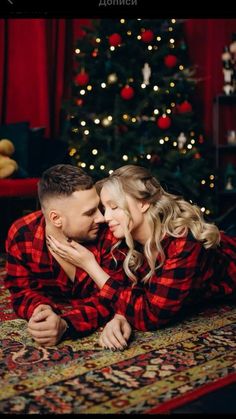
[4, 164, 125, 347]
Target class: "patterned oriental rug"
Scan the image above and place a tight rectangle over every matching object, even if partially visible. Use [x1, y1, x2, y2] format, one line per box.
[0, 257, 236, 414]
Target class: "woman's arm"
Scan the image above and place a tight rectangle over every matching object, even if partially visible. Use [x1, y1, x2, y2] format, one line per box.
[109, 236, 203, 331]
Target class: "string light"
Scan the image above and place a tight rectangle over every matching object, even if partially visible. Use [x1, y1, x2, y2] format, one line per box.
[80, 90, 86, 95]
[81, 162, 86, 168]
[102, 117, 111, 126]
[201, 207, 206, 213]
[120, 19, 125, 23]
[75, 48, 80, 54]
[81, 121, 86, 126]
[100, 165, 105, 170]
[87, 85, 92, 91]
[123, 155, 128, 161]
[153, 85, 159, 91]
[92, 149, 98, 155]
[201, 180, 206, 185]
[94, 118, 100, 124]
[96, 38, 101, 43]
[146, 154, 151, 159]
[109, 170, 114, 174]
[101, 83, 106, 88]
[141, 83, 146, 88]
[159, 139, 164, 144]
[69, 148, 77, 156]
[156, 36, 161, 41]
[89, 165, 95, 170]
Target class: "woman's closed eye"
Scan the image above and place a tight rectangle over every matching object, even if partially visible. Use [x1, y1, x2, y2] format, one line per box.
[100, 204, 118, 213]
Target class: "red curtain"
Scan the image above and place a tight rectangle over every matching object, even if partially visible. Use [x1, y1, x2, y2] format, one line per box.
[184, 19, 236, 138]
[0, 18, 84, 138]
[0, 19, 235, 139]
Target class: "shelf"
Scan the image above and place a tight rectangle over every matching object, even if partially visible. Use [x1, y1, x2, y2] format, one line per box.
[218, 190, 236, 195]
[214, 95, 236, 104]
[218, 144, 236, 150]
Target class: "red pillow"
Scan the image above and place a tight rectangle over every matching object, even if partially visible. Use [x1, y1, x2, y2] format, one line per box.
[0, 178, 39, 197]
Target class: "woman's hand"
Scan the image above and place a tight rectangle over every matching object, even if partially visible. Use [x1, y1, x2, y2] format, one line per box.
[46, 235, 95, 270]
[99, 314, 132, 351]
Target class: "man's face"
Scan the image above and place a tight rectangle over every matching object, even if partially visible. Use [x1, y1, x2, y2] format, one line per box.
[52, 187, 104, 242]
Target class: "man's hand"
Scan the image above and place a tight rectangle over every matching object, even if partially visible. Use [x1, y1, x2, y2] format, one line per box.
[31, 304, 52, 318]
[99, 314, 132, 351]
[28, 305, 68, 347]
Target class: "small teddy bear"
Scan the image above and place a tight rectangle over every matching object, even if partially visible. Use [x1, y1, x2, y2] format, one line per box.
[0, 139, 18, 179]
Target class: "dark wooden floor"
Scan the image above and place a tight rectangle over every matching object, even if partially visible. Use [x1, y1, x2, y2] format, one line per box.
[170, 381, 236, 414]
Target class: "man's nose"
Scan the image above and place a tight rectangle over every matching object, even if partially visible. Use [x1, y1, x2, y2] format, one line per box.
[104, 208, 112, 222]
[94, 209, 105, 223]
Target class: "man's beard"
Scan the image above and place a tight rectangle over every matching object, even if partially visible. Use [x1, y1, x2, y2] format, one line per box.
[65, 230, 100, 244]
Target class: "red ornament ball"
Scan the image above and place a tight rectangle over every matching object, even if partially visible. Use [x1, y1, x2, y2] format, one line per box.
[75, 71, 89, 86]
[151, 154, 161, 165]
[177, 100, 193, 113]
[76, 98, 84, 106]
[157, 115, 172, 130]
[141, 29, 154, 43]
[109, 33, 122, 47]
[120, 85, 135, 100]
[164, 54, 178, 68]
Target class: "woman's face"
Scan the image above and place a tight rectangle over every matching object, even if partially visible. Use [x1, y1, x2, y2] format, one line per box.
[100, 185, 146, 240]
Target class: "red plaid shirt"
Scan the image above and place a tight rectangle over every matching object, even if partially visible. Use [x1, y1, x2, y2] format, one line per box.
[5, 211, 126, 337]
[5, 211, 236, 334]
[110, 232, 236, 331]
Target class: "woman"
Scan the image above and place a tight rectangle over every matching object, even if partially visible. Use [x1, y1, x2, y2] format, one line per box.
[47, 165, 236, 350]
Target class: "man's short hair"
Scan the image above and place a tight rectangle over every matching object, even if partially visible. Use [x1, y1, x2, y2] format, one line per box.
[38, 164, 94, 206]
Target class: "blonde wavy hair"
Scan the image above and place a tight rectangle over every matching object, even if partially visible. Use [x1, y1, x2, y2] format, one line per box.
[96, 165, 221, 284]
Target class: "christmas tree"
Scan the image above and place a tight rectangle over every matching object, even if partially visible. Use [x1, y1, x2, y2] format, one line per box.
[62, 19, 216, 216]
